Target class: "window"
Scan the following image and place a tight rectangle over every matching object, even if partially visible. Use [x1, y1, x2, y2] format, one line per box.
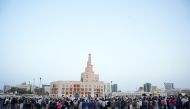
[85, 88, 88, 91]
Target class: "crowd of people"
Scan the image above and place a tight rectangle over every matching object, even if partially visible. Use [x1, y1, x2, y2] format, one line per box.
[0, 94, 189, 109]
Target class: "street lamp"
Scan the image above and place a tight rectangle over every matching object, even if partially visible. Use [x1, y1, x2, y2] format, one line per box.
[110, 81, 113, 97]
[39, 77, 42, 88]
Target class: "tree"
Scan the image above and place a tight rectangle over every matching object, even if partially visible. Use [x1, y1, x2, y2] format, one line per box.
[45, 91, 49, 96]
[142, 93, 147, 96]
[6, 87, 17, 94]
[6, 87, 28, 94]
[0, 89, 3, 93]
[34, 87, 43, 95]
[17, 88, 27, 94]
[27, 90, 32, 94]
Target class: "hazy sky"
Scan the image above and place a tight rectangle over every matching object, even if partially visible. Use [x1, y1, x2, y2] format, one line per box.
[0, 0, 190, 91]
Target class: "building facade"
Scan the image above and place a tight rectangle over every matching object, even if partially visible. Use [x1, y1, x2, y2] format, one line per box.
[137, 86, 144, 92]
[164, 82, 174, 90]
[111, 84, 118, 92]
[144, 83, 152, 92]
[152, 86, 159, 92]
[50, 53, 104, 98]
[42, 84, 50, 94]
[3, 85, 12, 92]
[104, 83, 111, 96]
[16, 82, 37, 92]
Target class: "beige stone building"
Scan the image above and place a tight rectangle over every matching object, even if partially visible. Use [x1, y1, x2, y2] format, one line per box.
[50, 53, 104, 98]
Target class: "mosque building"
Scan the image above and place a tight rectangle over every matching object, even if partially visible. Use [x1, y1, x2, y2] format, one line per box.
[50, 53, 104, 97]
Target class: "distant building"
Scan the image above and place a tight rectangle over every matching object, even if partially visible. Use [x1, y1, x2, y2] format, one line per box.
[164, 83, 174, 90]
[112, 91, 151, 97]
[165, 88, 180, 96]
[180, 88, 190, 96]
[165, 88, 190, 96]
[42, 84, 50, 94]
[151, 86, 160, 96]
[137, 86, 144, 92]
[152, 86, 158, 92]
[104, 83, 111, 95]
[50, 53, 104, 98]
[16, 82, 37, 92]
[144, 83, 151, 92]
[4, 85, 12, 92]
[111, 84, 118, 92]
[159, 88, 167, 96]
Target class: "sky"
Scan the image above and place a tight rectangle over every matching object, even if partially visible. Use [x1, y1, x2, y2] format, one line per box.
[0, 0, 190, 91]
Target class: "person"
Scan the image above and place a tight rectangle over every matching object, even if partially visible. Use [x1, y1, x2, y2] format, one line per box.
[175, 96, 182, 109]
[161, 97, 166, 109]
[49, 99, 56, 109]
[101, 99, 107, 109]
[64, 98, 70, 109]
[83, 99, 90, 109]
[169, 97, 175, 109]
[95, 99, 101, 109]
[0, 97, 3, 109]
[158, 97, 162, 109]
[36, 98, 42, 109]
[153, 97, 159, 109]
[19, 97, 24, 109]
[137, 99, 141, 109]
[78, 99, 83, 109]
[148, 98, 153, 109]
[70, 99, 74, 109]
[121, 99, 126, 109]
[115, 99, 120, 109]
[73, 99, 79, 109]
[107, 99, 111, 109]
[7, 97, 11, 109]
[41, 99, 46, 109]
[166, 98, 170, 109]
[57, 100, 62, 109]
[142, 97, 148, 109]
[181, 96, 189, 109]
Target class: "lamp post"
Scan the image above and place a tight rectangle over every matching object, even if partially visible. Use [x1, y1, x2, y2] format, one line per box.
[39, 77, 42, 88]
[29, 81, 31, 93]
[110, 81, 113, 97]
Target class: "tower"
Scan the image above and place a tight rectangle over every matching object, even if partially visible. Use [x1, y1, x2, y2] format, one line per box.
[81, 53, 99, 82]
[85, 53, 93, 73]
[144, 83, 152, 92]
